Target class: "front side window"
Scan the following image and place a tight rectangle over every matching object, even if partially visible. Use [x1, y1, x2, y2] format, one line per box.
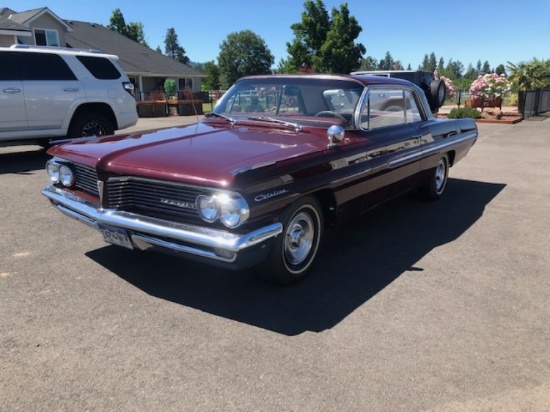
[0, 52, 19, 81]
[34, 29, 60, 47]
[360, 87, 423, 129]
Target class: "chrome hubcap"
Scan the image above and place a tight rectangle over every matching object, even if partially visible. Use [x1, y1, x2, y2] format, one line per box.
[284, 212, 315, 266]
[435, 160, 447, 192]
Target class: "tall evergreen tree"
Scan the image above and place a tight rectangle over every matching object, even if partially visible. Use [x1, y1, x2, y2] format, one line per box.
[107, 9, 148, 46]
[164, 28, 190, 65]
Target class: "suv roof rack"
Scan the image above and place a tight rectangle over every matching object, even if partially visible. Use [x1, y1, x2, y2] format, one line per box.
[10, 44, 103, 54]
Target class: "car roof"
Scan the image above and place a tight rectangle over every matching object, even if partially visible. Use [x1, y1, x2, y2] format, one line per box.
[238, 73, 417, 88]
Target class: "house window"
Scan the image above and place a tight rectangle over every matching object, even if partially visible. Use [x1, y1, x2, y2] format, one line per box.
[34, 29, 60, 47]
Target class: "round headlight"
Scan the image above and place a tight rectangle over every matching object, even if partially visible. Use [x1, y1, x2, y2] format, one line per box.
[59, 165, 75, 187]
[46, 161, 60, 183]
[197, 195, 219, 222]
[219, 195, 250, 228]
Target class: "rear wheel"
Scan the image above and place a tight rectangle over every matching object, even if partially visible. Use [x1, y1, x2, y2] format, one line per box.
[420, 154, 449, 201]
[256, 196, 323, 285]
[68, 112, 114, 138]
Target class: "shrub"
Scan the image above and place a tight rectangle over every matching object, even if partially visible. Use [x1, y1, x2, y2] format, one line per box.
[448, 107, 481, 119]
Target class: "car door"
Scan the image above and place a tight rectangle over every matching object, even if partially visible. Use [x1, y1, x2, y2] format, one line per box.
[19, 52, 84, 130]
[0, 51, 27, 133]
[358, 87, 426, 209]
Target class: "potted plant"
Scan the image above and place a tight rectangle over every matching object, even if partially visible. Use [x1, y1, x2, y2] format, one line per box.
[469, 73, 510, 109]
[164, 79, 178, 115]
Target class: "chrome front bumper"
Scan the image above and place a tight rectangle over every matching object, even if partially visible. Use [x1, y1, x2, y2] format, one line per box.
[42, 185, 282, 266]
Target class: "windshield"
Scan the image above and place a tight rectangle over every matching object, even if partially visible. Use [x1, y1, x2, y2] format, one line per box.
[213, 77, 365, 128]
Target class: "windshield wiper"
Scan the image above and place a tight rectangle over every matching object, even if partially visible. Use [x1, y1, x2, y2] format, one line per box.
[245, 116, 302, 132]
[205, 112, 236, 125]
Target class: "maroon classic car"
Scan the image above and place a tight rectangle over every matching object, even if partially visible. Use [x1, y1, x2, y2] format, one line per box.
[42, 74, 477, 284]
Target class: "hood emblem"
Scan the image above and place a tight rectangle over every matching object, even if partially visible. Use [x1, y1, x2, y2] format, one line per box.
[160, 198, 197, 209]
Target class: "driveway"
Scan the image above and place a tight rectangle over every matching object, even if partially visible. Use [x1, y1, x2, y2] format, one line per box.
[1, 117, 549, 410]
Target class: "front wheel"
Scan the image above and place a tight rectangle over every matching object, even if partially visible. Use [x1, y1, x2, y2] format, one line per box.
[256, 197, 323, 285]
[420, 154, 449, 201]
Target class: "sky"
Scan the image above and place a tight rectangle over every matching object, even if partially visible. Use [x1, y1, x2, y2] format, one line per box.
[6, 0, 550, 72]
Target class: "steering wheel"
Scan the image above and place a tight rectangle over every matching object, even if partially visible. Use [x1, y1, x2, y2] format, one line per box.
[313, 111, 347, 121]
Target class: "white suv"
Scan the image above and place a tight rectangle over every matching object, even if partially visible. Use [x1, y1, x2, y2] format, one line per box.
[0, 45, 138, 147]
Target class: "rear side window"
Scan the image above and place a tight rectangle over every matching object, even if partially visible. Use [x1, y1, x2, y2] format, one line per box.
[0, 52, 19, 80]
[19, 53, 77, 81]
[76, 56, 121, 80]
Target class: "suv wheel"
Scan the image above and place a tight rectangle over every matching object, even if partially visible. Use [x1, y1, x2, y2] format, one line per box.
[68, 113, 115, 138]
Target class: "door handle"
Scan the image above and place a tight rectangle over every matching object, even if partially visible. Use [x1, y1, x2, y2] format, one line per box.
[3, 88, 21, 93]
[63, 88, 80, 92]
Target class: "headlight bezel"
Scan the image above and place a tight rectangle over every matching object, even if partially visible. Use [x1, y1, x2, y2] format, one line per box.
[46, 159, 75, 187]
[197, 192, 250, 228]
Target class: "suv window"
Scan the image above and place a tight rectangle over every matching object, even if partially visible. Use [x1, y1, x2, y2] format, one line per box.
[76, 56, 121, 80]
[19, 53, 77, 81]
[0, 51, 19, 81]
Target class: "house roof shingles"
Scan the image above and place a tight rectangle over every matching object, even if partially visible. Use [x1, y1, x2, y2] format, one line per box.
[0, 8, 30, 31]
[65, 20, 204, 78]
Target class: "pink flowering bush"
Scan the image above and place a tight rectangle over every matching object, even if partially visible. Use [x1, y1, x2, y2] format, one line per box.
[440, 76, 456, 98]
[469, 73, 511, 99]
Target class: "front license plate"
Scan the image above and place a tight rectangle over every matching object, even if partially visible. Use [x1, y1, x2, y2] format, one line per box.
[98, 224, 133, 250]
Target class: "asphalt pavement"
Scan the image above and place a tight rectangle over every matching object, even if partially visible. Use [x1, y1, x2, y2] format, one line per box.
[1, 115, 549, 411]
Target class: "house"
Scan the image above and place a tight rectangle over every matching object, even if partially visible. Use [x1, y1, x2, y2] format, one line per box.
[0, 7, 206, 101]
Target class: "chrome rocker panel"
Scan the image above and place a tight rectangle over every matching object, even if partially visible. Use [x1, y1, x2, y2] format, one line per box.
[42, 185, 283, 265]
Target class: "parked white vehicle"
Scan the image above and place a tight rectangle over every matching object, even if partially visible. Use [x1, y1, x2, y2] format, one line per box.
[0, 45, 137, 147]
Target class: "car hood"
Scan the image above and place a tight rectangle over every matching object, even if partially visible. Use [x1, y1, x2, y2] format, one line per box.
[49, 121, 328, 187]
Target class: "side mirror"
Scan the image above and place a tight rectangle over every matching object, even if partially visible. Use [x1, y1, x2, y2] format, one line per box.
[327, 125, 345, 148]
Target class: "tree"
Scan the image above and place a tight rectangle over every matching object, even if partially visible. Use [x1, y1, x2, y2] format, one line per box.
[286, 0, 365, 73]
[202, 61, 221, 90]
[107, 8, 128, 37]
[476, 60, 482, 73]
[155, 46, 162, 54]
[107, 9, 148, 46]
[127, 22, 148, 47]
[164, 28, 190, 65]
[377, 51, 395, 70]
[320, 3, 366, 73]
[420, 52, 442, 72]
[482, 60, 491, 74]
[495, 64, 506, 76]
[446, 59, 464, 79]
[217, 30, 274, 89]
[438, 57, 445, 71]
[507, 59, 550, 91]
[359, 56, 378, 71]
[463, 63, 477, 80]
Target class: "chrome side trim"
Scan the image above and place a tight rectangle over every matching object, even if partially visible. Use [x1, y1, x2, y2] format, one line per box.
[388, 131, 477, 168]
[42, 185, 282, 261]
[422, 130, 478, 157]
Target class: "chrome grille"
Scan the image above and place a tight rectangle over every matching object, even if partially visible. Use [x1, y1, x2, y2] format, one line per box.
[106, 177, 204, 221]
[74, 164, 99, 197]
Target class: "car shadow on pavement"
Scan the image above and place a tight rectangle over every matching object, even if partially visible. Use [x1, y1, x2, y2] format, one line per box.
[87, 178, 506, 336]
[0, 147, 49, 175]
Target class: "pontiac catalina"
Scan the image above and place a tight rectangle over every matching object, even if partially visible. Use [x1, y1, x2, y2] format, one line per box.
[42, 74, 478, 284]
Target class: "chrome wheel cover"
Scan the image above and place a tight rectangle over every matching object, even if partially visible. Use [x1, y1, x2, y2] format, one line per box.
[284, 211, 315, 266]
[434, 159, 447, 193]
